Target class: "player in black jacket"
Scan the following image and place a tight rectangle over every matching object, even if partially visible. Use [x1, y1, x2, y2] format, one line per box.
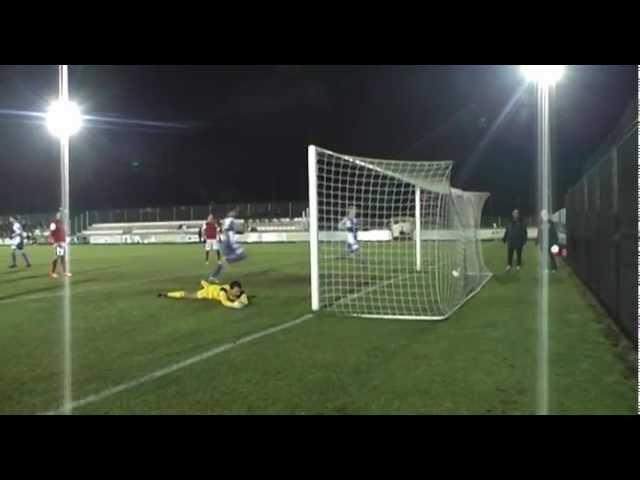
[502, 209, 528, 271]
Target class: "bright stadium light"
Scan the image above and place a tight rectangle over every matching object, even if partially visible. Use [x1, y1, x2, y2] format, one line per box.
[46, 99, 83, 139]
[520, 65, 566, 86]
[520, 64, 567, 416]
[48, 65, 80, 415]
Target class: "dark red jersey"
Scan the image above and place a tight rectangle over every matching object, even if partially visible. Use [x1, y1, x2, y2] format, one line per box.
[203, 221, 218, 240]
[50, 219, 66, 243]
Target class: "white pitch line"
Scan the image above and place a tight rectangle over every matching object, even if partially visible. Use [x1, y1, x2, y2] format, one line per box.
[44, 313, 314, 414]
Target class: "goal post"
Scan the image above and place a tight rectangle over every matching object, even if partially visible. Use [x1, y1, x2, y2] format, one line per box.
[415, 187, 422, 273]
[308, 145, 492, 320]
[308, 145, 320, 312]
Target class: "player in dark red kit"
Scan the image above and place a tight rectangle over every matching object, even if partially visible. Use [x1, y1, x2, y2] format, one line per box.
[202, 214, 221, 265]
[49, 212, 71, 278]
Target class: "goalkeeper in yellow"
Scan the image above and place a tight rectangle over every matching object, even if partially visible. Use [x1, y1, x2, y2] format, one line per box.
[158, 280, 249, 309]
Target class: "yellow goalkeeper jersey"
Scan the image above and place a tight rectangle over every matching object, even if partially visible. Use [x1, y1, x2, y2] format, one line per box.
[196, 281, 249, 309]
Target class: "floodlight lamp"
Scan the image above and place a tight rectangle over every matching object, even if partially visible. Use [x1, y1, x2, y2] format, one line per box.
[520, 65, 566, 86]
[46, 100, 83, 139]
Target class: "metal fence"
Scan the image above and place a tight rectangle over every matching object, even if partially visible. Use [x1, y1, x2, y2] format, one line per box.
[480, 215, 536, 229]
[1, 204, 539, 238]
[80, 202, 309, 228]
[1, 202, 309, 238]
[565, 101, 638, 344]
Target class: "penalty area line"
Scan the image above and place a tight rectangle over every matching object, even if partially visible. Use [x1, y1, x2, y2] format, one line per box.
[43, 313, 315, 414]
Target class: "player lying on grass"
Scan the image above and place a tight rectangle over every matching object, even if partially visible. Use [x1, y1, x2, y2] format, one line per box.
[158, 280, 249, 309]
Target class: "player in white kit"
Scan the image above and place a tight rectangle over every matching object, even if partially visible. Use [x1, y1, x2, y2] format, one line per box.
[8, 217, 31, 269]
[338, 206, 360, 256]
[208, 208, 247, 282]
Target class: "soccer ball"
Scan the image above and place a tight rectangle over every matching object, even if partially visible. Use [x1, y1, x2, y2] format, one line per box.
[550, 245, 560, 255]
[452, 269, 460, 278]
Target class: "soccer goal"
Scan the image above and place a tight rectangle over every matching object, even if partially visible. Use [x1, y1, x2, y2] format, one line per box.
[308, 145, 492, 320]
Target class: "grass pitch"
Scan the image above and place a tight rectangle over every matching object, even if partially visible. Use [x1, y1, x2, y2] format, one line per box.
[0, 241, 635, 414]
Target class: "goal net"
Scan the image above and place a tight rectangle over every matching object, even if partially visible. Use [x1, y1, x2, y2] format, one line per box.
[308, 146, 492, 320]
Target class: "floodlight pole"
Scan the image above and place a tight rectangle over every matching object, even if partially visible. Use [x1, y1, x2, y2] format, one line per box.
[415, 187, 422, 272]
[537, 84, 551, 266]
[521, 66, 566, 416]
[536, 81, 551, 417]
[59, 65, 71, 273]
[57, 64, 73, 415]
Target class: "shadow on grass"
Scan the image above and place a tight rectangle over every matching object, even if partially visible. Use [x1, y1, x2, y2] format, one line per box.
[0, 279, 96, 302]
[1, 268, 25, 275]
[0, 266, 120, 286]
[491, 272, 522, 285]
[0, 273, 45, 284]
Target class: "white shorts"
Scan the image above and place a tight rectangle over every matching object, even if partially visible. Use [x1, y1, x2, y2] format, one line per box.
[205, 239, 219, 251]
[54, 243, 66, 257]
[346, 233, 359, 253]
[11, 237, 24, 250]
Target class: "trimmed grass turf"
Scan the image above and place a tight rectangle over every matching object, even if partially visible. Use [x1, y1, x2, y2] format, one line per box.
[0, 242, 635, 414]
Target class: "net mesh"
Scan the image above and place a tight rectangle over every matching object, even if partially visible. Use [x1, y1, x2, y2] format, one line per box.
[313, 147, 492, 320]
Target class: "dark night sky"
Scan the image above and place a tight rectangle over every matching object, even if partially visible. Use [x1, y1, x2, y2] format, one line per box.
[0, 65, 636, 217]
